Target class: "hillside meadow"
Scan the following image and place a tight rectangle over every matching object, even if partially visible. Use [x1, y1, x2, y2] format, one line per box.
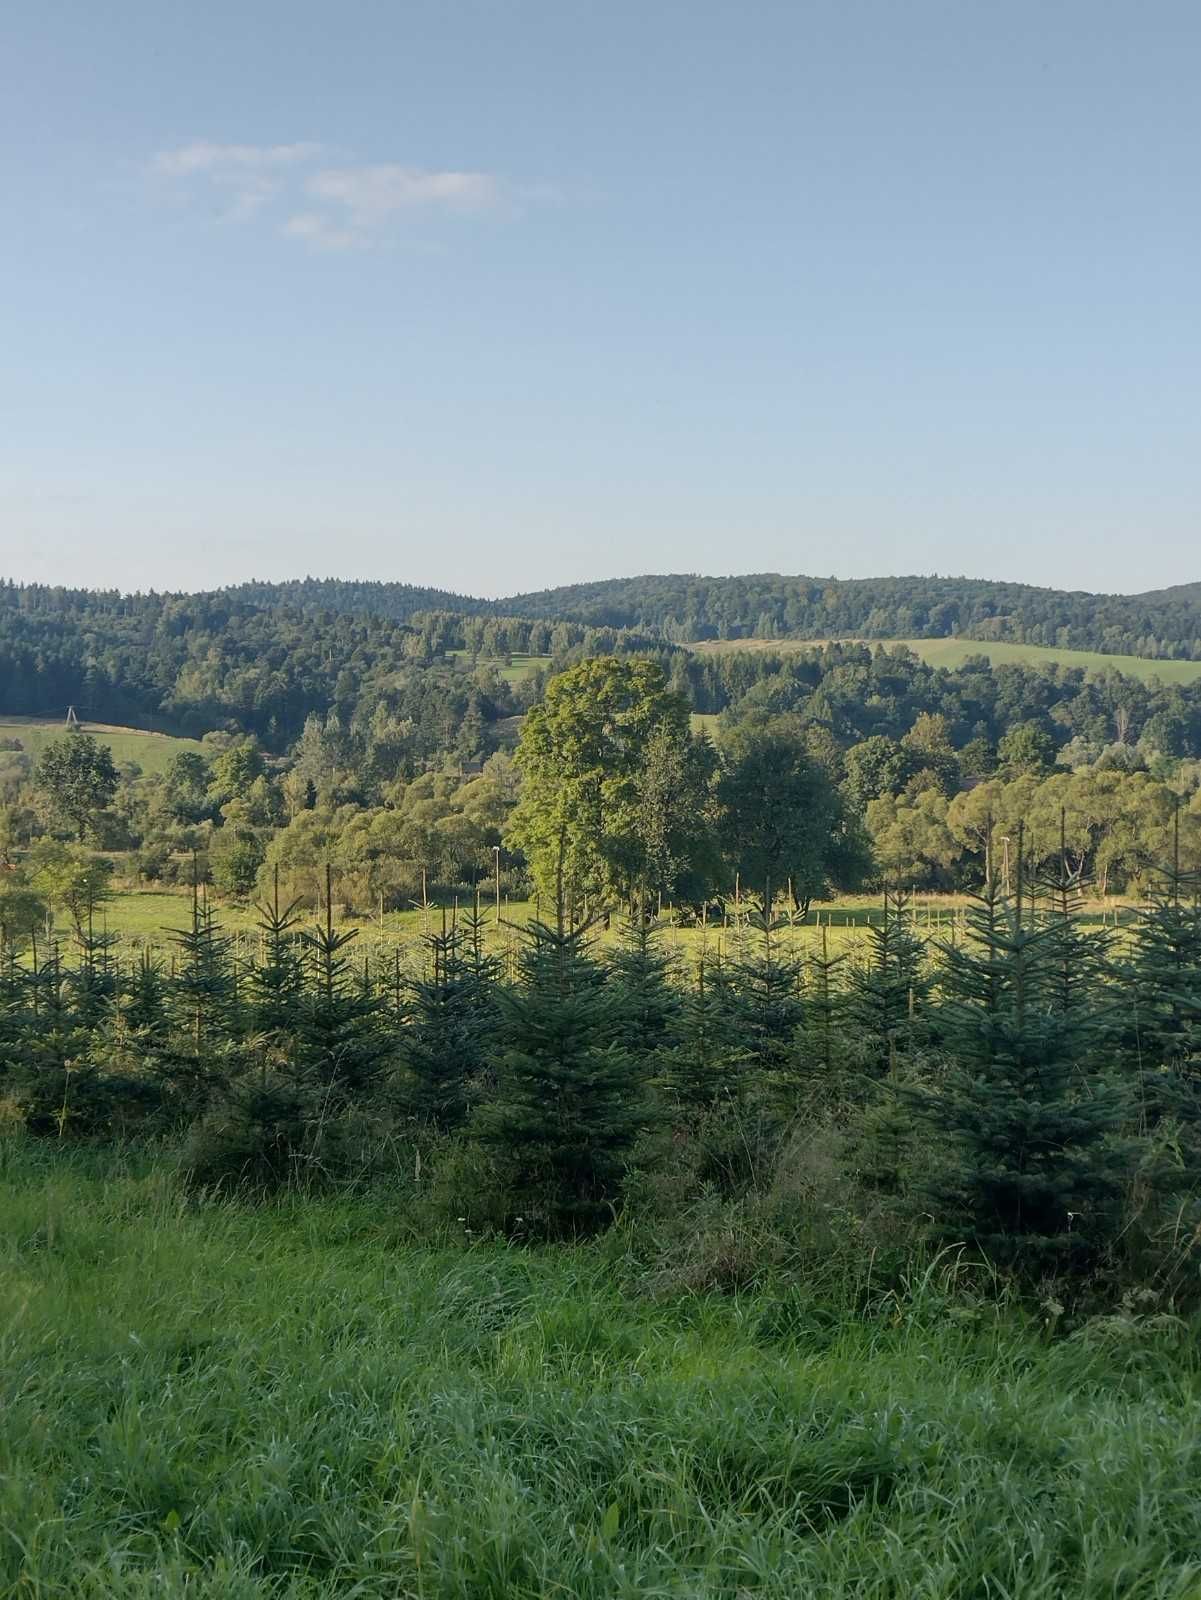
[446, 650, 550, 684]
[2, 1143, 1200, 1600]
[0, 719, 205, 776]
[689, 637, 1201, 685]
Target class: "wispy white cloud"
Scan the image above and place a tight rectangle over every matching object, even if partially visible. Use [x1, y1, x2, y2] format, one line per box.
[151, 140, 522, 248]
[152, 140, 324, 178]
[308, 165, 499, 222]
[152, 140, 325, 223]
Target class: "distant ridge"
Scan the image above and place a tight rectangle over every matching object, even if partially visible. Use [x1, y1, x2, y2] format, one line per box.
[219, 572, 1201, 662]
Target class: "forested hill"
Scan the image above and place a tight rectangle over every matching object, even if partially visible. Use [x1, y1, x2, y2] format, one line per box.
[222, 573, 1201, 661]
[223, 577, 482, 621]
[0, 583, 667, 751]
[3, 573, 1201, 757]
[496, 574, 1201, 658]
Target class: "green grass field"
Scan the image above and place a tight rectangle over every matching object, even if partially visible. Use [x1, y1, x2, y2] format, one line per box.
[690, 636, 1201, 684]
[2, 1143, 1199, 1598]
[0, 718, 205, 775]
[447, 651, 551, 686]
[83, 886, 886, 959]
[76, 887, 1132, 975]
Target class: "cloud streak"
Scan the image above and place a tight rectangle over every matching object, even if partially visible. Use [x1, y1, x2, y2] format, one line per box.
[308, 165, 498, 221]
[152, 141, 513, 247]
[152, 140, 324, 177]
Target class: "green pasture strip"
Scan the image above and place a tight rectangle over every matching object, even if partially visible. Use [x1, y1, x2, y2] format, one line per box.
[0, 719, 205, 775]
[690, 636, 1201, 685]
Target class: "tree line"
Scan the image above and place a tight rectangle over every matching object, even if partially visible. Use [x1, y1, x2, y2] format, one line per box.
[0, 583, 667, 748]
[213, 572, 1201, 661]
[457, 573, 1201, 659]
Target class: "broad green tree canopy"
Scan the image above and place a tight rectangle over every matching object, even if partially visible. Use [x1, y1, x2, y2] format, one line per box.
[506, 656, 695, 911]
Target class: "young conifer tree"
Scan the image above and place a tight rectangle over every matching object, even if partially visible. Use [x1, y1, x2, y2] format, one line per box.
[727, 903, 806, 1101]
[13, 942, 96, 1136]
[472, 911, 649, 1236]
[82, 947, 175, 1132]
[1038, 811, 1112, 1032]
[1123, 808, 1201, 1085]
[248, 866, 307, 1045]
[1119, 807, 1201, 1177]
[607, 912, 681, 1059]
[401, 904, 496, 1131]
[0, 939, 27, 1092]
[915, 824, 1132, 1268]
[298, 866, 391, 1106]
[182, 870, 364, 1193]
[67, 902, 119, 1030]
[667, 948, 748, 1110]
[164, 880, 239, 1111]
[122, 949, 170, 1041]
[843, 887, 931, 1077]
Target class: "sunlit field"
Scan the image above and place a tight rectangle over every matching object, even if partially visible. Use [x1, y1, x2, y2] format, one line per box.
[0, 719, 205, 775]
[690, 636, 1201, 685]
[59, 885, 1136, 977]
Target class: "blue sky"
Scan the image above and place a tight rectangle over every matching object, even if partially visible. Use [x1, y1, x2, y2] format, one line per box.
[2, 1, 1199, 596]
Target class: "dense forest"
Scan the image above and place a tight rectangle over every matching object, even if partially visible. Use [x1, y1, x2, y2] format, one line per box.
[500, 573, 1201, 655]
[0, 583, 662, 750]
[220, 571, 1201, 659]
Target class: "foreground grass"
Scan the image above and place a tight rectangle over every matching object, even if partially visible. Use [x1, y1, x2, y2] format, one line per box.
[2, 1145, 1200, 1598]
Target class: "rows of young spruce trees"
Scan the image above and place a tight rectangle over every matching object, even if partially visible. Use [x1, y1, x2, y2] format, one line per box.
[2, 835, 1200, 1285]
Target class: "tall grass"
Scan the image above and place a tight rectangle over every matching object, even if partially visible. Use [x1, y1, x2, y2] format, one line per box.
[2, 1142, 1199, 1598]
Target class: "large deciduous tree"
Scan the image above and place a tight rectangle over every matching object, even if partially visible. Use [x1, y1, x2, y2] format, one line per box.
[506, 656, 704, 912]
[35, 733, 119, 839]
[716, 716, 868, 916]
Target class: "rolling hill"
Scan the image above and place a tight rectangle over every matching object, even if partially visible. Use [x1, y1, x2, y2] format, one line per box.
[219, 573, 1201, 663]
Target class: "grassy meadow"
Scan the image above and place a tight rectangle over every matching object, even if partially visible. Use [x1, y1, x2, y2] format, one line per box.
[0, 719, 205, 776]
[690, 636, 1201, 684]
[2, 1142, 1199, 1599]
[72, 888, 890, 977]
[447, 651, 551, 685]
[81, 882, 1134, 963]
